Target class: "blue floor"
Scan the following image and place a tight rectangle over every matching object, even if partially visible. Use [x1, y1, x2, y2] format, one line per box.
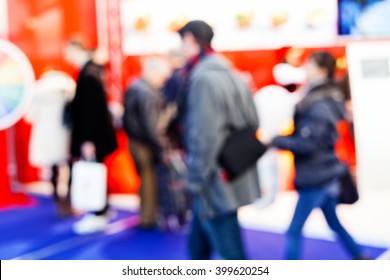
[0, 195, 386, 260]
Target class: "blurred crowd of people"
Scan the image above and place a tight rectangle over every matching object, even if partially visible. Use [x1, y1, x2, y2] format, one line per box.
[26, 20, 368, 260]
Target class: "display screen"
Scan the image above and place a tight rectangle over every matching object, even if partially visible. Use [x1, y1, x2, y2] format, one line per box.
[338, 0, 390, 37]
[361, 58, 389, 78]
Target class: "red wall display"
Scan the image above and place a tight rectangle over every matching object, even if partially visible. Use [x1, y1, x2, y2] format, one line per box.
[3, 0, 98, 185]
[7, 0, 98, 77]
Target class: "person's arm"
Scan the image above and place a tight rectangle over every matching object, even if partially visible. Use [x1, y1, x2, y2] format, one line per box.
[272, 103, 333, 156]
[272, 130, 318, 156]
[138, 92, 164, 156]
[122, 86, 136, 137]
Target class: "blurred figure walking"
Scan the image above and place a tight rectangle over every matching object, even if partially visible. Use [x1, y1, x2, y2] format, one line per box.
[65, 39, 118, 234]
[177, 20, 261, 260]
[269, 51, 367, 260]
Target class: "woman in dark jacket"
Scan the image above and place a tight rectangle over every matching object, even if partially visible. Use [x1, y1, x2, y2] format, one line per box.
[271, 51, 367, 260]
[66, 41, 118, 234]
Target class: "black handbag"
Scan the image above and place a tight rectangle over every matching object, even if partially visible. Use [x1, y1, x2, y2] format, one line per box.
[339, 167, 359, 204]
[218, 126, 267, 180]
[216, 72, 267, 181]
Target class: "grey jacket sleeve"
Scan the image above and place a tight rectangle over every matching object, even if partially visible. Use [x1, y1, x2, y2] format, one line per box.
[185, 77, 224, 193]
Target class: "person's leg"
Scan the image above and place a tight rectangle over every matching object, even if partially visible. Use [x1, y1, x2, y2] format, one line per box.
[51, 164, 59, 201]
[285, 189, 327, 259]
[321, 197, 364, 258]
[92, 159, 109, 216]
[208, 211, 246, 260]
[52, 163, 74, 217]
[139, 160, 158, 226]
[130, 141, 158, 227]
[188, 200, 213, 259]
[67, 160, 73, 199]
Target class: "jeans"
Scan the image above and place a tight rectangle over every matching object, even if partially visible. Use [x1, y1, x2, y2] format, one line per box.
[188, 199, 246, 260]
[286, 180, 362, 259]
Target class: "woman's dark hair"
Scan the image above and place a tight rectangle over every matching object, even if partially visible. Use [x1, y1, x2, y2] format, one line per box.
[340, 71, 351, 101]
[68, 39, 86, 50]
[309, 51, 336, 80]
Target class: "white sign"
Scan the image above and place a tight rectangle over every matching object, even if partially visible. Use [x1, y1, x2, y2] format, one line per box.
[120, 0, 338, 55]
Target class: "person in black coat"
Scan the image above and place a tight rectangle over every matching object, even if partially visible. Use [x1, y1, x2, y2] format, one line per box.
[66, 40, 118, 234]
[70, 60, 117, 163]
[268, 51, 368, 260]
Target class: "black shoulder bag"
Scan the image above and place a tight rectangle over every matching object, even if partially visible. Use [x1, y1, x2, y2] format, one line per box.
[217, 74, 267, 181]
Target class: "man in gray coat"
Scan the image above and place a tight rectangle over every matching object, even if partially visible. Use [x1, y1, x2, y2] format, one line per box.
[178, 20, 261, 259]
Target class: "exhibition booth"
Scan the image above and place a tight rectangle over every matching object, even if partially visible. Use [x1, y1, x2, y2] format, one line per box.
[0, 0, 389, 210]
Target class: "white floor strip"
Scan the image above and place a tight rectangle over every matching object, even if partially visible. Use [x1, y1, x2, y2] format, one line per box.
[104, 215, 140, 235]
[11, 216, 139, 260]
[376, 249, 390, 260]
[11, 235, 97, 260]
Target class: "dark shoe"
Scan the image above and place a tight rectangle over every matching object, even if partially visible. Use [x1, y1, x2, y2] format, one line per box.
[56, 199, 73, 218]
[355, 254, 371, 260]
[138, 221, 159, 230]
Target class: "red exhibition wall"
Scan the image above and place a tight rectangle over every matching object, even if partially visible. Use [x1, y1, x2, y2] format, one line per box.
[4, 0, 98, 184]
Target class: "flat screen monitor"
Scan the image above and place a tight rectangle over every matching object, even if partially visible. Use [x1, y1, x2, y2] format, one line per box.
[338, 0, 390, 37]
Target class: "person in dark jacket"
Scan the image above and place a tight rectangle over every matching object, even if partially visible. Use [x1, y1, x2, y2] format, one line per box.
[162, 49, 186, 149]
[123, 57, 171, 228]
[178, 20, 261, 260]
[269, 51, 367, 260]
[65, 40, 118, 234]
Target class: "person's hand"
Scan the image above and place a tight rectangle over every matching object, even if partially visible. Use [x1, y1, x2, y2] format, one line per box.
[256, 129, 272, 146]
[161, 150, 171, 165]
[158, 135, 170, 150]
[81, 141, 96, 160]
[108, 101, 124, 129]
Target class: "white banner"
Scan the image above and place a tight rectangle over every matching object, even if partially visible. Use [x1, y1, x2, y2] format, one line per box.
[120, 0, 338, 54]
[1, 260, 390, 280]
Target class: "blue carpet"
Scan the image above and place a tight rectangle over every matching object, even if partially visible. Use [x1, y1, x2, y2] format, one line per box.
[0, 195, 386, 260]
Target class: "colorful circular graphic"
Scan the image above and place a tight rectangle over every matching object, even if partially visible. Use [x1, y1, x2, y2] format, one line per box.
[0, 39, 35, 130]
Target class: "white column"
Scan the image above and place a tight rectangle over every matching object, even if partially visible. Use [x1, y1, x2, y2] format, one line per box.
[347, 40, 390, 192]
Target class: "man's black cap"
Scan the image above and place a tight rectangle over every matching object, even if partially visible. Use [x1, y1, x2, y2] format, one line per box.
[178, 20, 214, 49]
